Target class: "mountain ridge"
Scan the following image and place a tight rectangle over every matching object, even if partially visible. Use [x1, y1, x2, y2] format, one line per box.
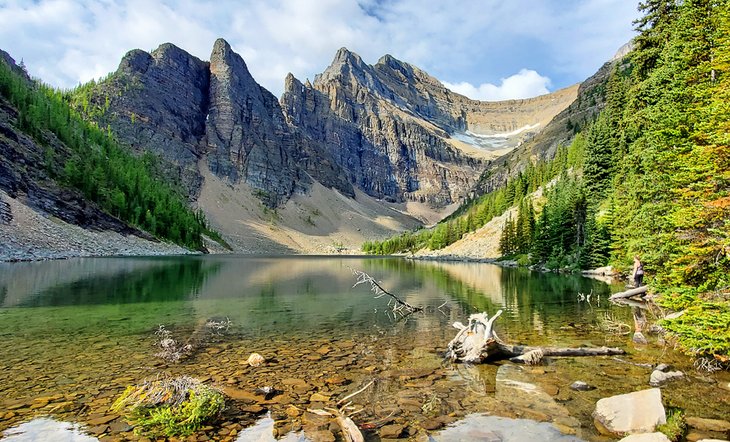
[2, 39, 581, 255]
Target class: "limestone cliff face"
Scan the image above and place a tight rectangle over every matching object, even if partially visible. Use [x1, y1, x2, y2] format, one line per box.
[205, 39, 301, 206]
[85, 41, 576, 209]
[87, 40, 352, 207]
[281, 48, 577, 206]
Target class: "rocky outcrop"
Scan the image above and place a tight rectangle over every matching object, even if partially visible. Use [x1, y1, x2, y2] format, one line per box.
[205, 39, 300, 206]
[86, 40, 351, 207]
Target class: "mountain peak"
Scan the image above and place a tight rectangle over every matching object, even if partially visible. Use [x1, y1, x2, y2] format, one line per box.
[213, 38, 233, 54]
[315, 47, 372, 87]
[334, 47, 361, 63]
[376, 53, 399, 67]
[210, 38, 250, 77]
[151, 43, 193, 60]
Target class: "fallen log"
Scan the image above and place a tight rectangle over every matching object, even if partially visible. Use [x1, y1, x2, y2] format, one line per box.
[446, 311, 625, 364]
[609, 285, 648, 300]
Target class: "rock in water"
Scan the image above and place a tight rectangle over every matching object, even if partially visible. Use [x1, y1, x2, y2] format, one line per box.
[649, 368, 684, 387]
[593, 388, 666, 436]
[570, 381, 596, 391]
[247, 353, 265, 367]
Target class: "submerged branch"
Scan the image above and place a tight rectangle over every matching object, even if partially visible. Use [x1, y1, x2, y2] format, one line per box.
[351, 268, 422, 313]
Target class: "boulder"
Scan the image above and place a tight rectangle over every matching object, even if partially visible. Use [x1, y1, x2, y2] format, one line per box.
[593, 388, 666, 436]
[618, 433, 671, 442]
[649, 368, 684, 387]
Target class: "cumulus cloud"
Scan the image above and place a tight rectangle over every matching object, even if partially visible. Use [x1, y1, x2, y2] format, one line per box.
[0, 0, 639, 99]
[443, 69, 552, 101]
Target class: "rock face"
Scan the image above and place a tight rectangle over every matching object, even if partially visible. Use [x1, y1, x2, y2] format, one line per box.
[205, 39, 301, 206]
[281, 48, 578, 206]
[89, 40, 576, 209]
[88, 43, 210, 196]
[593, 388, 667, 436]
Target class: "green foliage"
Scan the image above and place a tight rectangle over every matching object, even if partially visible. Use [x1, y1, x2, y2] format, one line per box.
[0, 61, 215, 249]
[659, 302, 730, 357]
[657, 408, 686, 442]
[111, 377, 225, 437]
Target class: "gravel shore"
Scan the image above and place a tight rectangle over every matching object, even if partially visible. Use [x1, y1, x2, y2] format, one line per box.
[0, 190, 193, 262]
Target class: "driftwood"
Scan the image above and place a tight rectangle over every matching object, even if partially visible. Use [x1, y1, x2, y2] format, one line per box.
[609, 285, 648, 300]
[446, 311, 625, 364]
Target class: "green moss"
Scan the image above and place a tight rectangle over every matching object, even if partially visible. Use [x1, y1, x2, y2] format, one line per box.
[111, 376, 225, 437]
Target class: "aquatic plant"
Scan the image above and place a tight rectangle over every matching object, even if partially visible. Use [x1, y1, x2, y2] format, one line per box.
[657, 408, 686, 442]
[111, 375, 225, 437]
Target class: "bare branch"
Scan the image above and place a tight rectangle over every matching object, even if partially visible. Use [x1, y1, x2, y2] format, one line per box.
[350, 268, 422, 313]
[337, 380, 375, 405]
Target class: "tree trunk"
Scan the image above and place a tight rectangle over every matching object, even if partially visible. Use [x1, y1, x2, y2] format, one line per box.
[447, 311, 625, 364]
[609, 285, 648, 300]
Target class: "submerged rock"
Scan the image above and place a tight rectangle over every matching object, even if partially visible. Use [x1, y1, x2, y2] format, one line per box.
[570, 381, 596, 391]
[649, 364, 684, 387]
[593, 388, 666, 436]
[685, 416, 730, 433]
[247, 352, 265, 367]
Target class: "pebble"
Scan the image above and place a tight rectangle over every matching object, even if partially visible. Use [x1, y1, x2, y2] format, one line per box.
[309, 392, 330, 402]
[380, 424, 405, 438]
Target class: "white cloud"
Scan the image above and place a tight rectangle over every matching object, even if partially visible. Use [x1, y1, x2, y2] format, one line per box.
[443, 69, 552, 101]
[0, 0, 639, 98]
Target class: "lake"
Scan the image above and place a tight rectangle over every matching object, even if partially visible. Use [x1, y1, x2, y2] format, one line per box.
[0, 256, 727, 441]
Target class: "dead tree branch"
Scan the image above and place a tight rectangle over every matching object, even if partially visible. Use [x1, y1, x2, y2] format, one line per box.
[351, 268, 422, 314]
[446, 310, 625, 364]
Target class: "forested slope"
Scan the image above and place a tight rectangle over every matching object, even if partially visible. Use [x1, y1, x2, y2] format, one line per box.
[0, 53, 217, 250]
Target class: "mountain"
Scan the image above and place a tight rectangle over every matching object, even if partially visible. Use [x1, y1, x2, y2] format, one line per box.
[67, 40, 577, 252]
[281, 48, 578, 206]
[2, 39, 579, 255]
[0, 50, 208, 260]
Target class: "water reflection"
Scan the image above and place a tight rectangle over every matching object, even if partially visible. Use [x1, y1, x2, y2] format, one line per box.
[0, 257, 220, 307]
[2, 418, 97, 442]
[432, 414, 583, 441]
[0, 256, 623, 338]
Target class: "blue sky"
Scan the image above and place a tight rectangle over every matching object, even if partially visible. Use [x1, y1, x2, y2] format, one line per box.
[0, 0, 639, 100]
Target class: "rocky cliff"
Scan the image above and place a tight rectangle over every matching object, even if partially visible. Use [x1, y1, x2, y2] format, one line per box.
[84, 41, 576, 211]
[281, 48, 578, 206]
